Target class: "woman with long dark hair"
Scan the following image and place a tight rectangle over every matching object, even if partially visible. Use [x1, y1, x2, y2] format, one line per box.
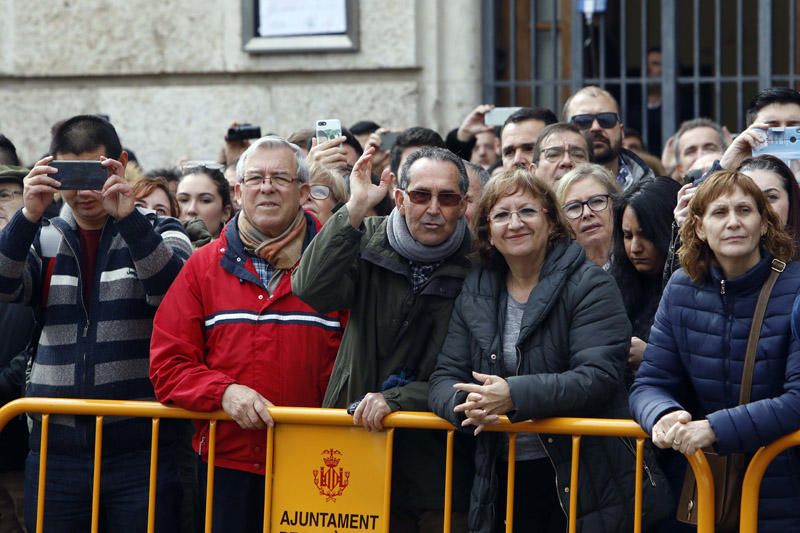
[737, 154, 800, 257]
[610, 177, 681, 373]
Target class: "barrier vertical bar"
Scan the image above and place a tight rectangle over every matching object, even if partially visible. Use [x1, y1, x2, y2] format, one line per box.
[736, 0, 744, 130]
[505, 434, 516, 533]
[147, 418, 161, 533]
[686, 452, 715, 533]
[383, 428, 395, 533]
[443, 430, 454, 533]
[35, 414, 50, 533]
[90, 416, 104, 533]
[510, 0, 518, 105]
[262, 424, 275, 533]
[633, 438, 644, 533]
[204, 420, 217, 533]
[568, 435, 580, 533]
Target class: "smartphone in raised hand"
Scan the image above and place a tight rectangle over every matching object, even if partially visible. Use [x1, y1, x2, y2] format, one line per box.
[315, 119, 342, 145]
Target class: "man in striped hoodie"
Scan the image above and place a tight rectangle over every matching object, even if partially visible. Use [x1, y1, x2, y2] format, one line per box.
[0, 115, 192, 531]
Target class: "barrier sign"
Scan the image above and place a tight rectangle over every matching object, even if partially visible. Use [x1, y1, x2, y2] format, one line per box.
[271, 425, 391, 533]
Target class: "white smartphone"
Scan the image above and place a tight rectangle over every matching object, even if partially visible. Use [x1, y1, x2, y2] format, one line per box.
[484, 107, 523, 126]
[315, 119, 342, 144]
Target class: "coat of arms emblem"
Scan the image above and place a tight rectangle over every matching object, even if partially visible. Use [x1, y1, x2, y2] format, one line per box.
[313, 448, 351, 502]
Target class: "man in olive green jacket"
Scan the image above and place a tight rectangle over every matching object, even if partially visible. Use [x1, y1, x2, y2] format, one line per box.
[293, 145, 473, 532]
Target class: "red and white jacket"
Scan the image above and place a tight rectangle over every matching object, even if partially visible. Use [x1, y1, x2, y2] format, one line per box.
[150, 213, 344, 474]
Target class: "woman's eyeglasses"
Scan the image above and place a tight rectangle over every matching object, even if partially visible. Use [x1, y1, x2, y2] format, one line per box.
[488, 207, 544, 225]
[309, 184, 332, 200]
[569, 112, 620, 130]
[562, 194, 611, 220]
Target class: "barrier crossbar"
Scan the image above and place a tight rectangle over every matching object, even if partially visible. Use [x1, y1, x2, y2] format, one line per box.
[0, 398, 716, 533]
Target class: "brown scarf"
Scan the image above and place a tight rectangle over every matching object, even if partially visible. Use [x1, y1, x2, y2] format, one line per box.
[237, 208, 307, 269]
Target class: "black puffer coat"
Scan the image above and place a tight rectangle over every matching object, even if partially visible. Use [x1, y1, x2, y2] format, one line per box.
[430, 239, 672, 532]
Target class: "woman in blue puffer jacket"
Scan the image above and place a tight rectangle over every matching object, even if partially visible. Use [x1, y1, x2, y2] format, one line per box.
[629, 170, 800, 532]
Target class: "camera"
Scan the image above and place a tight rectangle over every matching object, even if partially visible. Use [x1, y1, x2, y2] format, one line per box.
[752, 127, 800, 160]
[225, 124, 262, 142]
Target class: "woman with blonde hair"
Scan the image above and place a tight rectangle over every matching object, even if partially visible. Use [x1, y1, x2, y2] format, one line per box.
[556, 163, 621, 267]
[630, 170, 800, 532]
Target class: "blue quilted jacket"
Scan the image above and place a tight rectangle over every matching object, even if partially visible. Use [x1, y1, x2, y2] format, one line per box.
[630, 254, 800, 532]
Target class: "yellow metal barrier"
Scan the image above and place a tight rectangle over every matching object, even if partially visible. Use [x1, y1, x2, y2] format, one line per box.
[0, 398, 716, 533]
[739, 429, 800, 532]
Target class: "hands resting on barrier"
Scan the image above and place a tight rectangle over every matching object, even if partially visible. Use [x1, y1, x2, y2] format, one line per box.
[651, 409, 717, 456]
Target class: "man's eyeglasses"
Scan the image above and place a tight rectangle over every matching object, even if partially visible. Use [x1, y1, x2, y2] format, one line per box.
[242, 174, 296, 189]
[0, 190, 22, 204]
[569, 112, 620, 130]
[405, 190, 463, 207]
[562, 194, 611, 220]
[309, 184, 332, 200]
[488, 207, 544, 225]
[541, 146, 589, 163]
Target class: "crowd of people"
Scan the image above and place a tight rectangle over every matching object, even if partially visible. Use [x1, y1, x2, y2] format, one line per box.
[0, 84, 799, 532]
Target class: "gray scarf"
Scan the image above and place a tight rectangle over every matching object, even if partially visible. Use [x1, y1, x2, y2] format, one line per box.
[386, 208, 467, 263]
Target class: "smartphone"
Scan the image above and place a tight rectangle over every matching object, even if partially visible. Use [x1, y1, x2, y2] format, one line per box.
[484, 107, 523, 127]
[379, 131, 400, 151]
[752, 127, 800, 160]
[51, 160, 108, 190]
[315, 119, 342, 144]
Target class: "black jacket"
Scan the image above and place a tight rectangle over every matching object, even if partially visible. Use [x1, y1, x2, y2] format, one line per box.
[429, 239, 671, 532]
[0, 301, 35, 471]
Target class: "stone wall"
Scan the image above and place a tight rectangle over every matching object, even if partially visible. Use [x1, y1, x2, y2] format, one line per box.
[0, 0, 482, 168]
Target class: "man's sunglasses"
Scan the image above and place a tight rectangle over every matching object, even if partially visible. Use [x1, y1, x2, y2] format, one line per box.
[405, 190, 463, 207]
[569, 112, 620, 130]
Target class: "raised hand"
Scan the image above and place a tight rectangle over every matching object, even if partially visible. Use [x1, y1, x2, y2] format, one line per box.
[344, 145, 392, 228]
[457, 104, 495, 142]
[22, 156, 59, 223]
[96, 155, 134, 220]
[720, 123, 768, 171]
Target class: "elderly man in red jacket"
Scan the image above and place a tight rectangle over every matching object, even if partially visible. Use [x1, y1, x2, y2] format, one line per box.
[150, 135, 345, 533]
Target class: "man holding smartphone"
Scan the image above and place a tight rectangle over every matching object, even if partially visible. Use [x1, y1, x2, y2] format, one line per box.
[0, 115, 192, 532]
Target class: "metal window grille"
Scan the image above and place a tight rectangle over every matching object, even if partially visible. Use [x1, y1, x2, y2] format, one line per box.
[482, 0, 800, 154]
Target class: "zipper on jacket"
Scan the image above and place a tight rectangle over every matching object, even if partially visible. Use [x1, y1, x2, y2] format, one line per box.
[619, 437, 656, 487]
[199, 434, 206, 456]
[51, 224, 91, 337]
[720, 279, 726, 295]
[537, 435, 569, 519]
[515, 346, 523, 376]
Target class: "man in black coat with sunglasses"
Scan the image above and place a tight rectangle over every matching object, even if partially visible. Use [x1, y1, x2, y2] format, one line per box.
[563, 85, 654, 189]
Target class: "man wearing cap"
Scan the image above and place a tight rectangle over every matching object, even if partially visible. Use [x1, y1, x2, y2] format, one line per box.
[0, 165, 33, 533]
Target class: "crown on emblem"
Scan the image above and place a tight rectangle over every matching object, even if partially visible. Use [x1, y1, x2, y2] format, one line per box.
[322, 448, 342, 468]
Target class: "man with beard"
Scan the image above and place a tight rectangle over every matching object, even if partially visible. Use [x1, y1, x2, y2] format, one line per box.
[563, 86, 654, 188]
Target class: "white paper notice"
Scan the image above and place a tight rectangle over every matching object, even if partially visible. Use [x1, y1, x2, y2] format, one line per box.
[258, 0, 348, 37]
